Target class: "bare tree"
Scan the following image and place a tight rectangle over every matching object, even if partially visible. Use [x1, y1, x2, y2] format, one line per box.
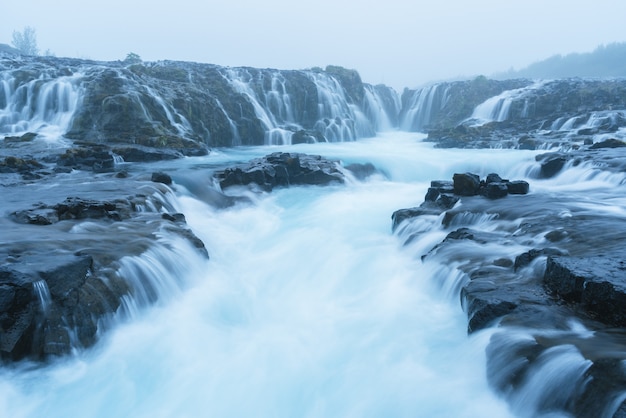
[12, 26, 39, 56]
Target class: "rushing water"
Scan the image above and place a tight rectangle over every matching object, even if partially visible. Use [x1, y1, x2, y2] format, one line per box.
[0, 133, 543, 417]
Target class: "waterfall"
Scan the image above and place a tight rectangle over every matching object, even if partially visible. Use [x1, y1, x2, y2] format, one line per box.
[467, 81, 546, 126]
[362, 84, 399, 131]
[400, 84, 443, 132]
[32, 280, 52, 314]
[0, 71, 82, 140]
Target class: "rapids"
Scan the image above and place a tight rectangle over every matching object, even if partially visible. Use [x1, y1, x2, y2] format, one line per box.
[0, 133, 545, 418]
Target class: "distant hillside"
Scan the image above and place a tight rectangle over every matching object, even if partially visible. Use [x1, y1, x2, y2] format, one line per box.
[495, 42, 626, 79]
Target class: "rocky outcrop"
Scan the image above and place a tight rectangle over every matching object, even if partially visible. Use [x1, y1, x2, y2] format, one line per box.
[414, 78, 626, 149]
[215, 152, 345, 191]
[392, 172, 529, 232]
[391, 150, 626, 416]
[545, 255, 626, 326]
[400, 77, 531, 132]
[1, 56, 394, 156]
[1, 190, 208, 361]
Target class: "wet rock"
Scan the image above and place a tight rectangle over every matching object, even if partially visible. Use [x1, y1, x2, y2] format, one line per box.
[215, 152, 344, 191]
[453, 172, 481, 196]
[151, 171, 172, 185]
[506, 180, 530, 195]
[481, 182, 509, 199]
[590, 138, 626, 149]
[537, 153, 568, 178]
[56, 146, 114, 172]
[344, 162, 378, 180]
[545, 255, 626, 326]
[112, 146, 182, 162]
[3, 132, 37, 142]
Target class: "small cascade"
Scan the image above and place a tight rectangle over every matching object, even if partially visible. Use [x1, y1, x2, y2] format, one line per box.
[221, 68, 286, 144]
[471, 94, 513, 123]
[307, 71, 375, 141]
[400, 84, 443, 132]
[467, 82, 545, 126]
[144, 86, 193, 137]
[0, 71, 82, 139]
[115, 232, 208, 318]
[32, 280, 52, 314]
[362, 84, 399, 131]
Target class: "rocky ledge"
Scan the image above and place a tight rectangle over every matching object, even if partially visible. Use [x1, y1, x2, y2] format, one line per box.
[392, 148, 626, 416]
[1, 179, 208, 362]
[214, 151, 373, 191]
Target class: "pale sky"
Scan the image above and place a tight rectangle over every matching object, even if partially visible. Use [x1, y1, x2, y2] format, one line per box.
[2, 0, 625, 90]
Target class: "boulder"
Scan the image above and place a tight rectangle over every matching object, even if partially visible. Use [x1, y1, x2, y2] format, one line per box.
[151, 171, 172, 185]
[506, 180, 530, 194]
[589, 138, 626, 149]
[453, 172, 481, 196]
[545, 255, 626, 326]
[215, 152, 344, 191]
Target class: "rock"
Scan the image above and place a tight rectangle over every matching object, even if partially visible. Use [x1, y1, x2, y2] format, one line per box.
[589, 138, 626, 149]
[151, 171, 172, 185]
[482, 182, 509, 199]
[506, 180, 530, 195]
[0, 156, 44, 174]
[485, 173, 505, 183]
[545, 255, 626, 326]
[54, 197, 131, 221]
[111, 146, 182, 162]
[56, 147, 114, 172]
[37, 255, 92, 301]
[453, 172, 481, 196]
[537, 153, 568, 178]
[344, 162, 378, 180]
[3, 132, 38, 142]
[215, 152, 344, 191]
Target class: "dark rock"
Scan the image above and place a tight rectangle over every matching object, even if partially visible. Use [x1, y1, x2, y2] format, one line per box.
[589, 138, 626, 149]
[112, 146, 182, 162]
[453, 172, 481, 196]
[424, 187, 440, 202]
[518, 136, 539, 150]
[391, 207, 436, 231]
[36, 255, 92, 300]
[514, 248, 564, 271]
[482, 182, 509, 199]
[56, 147, 114, 172]
[54, 197, 131, 221]
[3, 132, 37, 142]
[545, 256, 626, 326]
[151, 171, 172, 185]
[537, 153, 567, 178]
[485, 173, 505, 183]
[0, 156, 44, 175]
[506, 180, 530, 195]
[215, 152, 344, 191]
[162, 213, 186, 223]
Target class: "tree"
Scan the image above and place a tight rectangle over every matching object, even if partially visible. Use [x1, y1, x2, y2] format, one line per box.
[12, 26, 39, 56]
[124, 52, 142, 64]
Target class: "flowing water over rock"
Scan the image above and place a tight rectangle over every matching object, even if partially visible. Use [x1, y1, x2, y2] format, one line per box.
[2, 54, 626, 416]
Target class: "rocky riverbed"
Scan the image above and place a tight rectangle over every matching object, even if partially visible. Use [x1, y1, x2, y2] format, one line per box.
[392, 141, 626, 417]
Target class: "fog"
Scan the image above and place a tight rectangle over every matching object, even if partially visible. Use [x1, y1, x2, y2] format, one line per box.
[2, 0, 625, 89]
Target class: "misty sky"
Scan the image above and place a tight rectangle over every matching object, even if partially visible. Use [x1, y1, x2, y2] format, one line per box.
[2, 0, 625, 90]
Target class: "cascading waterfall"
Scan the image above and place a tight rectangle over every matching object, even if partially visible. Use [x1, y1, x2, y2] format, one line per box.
[400, 84, 444, 132]
[307, 71, 375, 141]
[467, 81, 546, 126]
[222, 68, 293, 145]
[0, 71, 82, 140]
[362, 84, 399, 132]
